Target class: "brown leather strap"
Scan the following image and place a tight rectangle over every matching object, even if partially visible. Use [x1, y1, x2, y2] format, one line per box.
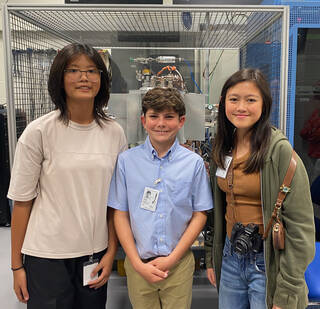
[262, 150, 297, 240]
[262, 207, 278, 240]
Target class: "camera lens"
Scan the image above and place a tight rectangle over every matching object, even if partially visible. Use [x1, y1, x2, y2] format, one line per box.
[235, 237, 252, 255]
[230, 223, 261, 255]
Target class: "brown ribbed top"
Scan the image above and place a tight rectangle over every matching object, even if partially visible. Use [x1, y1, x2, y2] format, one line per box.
[217, 152, 264, 238]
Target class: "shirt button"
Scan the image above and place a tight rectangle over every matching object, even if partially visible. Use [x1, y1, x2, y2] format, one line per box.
[159, 214, 163, 218]
[160, 238, 163, 242]
[160, 166, 163, 169]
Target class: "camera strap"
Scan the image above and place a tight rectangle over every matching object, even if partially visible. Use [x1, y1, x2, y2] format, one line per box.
[262, 150, 297, 240]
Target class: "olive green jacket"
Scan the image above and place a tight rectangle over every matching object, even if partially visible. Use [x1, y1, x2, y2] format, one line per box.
[205, 128, 315, 309]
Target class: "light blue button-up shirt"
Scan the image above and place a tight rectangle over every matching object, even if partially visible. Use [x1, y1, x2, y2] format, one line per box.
[108, 136, 213, 259]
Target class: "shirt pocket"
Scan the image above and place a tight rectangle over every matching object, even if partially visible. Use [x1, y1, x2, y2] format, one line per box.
[170, 181, 192, 207]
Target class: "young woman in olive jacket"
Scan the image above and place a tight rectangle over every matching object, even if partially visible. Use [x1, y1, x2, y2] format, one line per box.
[205, 68, 315, 309]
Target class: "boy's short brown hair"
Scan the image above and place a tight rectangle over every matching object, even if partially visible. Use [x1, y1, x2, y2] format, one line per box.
[142, 87, 186, 116]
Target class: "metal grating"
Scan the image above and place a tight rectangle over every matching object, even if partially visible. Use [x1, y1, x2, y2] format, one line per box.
[3, 4, 288, 168]
[9, 13, 69, 125]
[4, 5, 287, 128]
[10, 6, 283, 49]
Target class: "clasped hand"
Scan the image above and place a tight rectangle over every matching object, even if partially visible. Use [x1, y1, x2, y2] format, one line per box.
[137, 256, 175, 284]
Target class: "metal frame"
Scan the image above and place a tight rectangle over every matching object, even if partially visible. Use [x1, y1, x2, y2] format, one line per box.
[3, 4, 16, 170]
[288, 23, 320, 145]
[2, 4, 290, 168]
[280, 4, 289, 135]
[262, 0, 320, 144]
[5, 4, 287, 49]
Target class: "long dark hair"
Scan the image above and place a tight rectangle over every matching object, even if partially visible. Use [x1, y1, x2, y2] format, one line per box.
[48, 43, 110, 125]
[213, 68, 272, 173]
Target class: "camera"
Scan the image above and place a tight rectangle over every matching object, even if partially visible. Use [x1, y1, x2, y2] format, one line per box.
[230, 222, 263, 255]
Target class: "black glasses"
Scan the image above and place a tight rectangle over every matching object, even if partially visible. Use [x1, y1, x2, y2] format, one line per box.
[64, 68, 102, 82]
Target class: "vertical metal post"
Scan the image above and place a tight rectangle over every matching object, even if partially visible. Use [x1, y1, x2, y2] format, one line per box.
[279, 6, 290, 135]
[205, 49, 210, 104]
[204, 12, 210, 105]
[194, 49, 200, 93]
[2, 4, 17, 170]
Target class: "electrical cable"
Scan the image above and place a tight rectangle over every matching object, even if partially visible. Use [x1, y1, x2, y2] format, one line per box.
[209, 50, 224, 78]
[207, 50, 224, 111]
[181, 12, 192, 31]
[184, 59, 202, 94]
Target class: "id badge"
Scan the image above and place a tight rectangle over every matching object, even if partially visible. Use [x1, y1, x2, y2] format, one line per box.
[83, 257, 99, 286]
[216, 156, 232, 179]
[140, 187, 160, 212]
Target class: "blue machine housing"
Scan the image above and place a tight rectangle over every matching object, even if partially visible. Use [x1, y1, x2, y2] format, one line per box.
[261, 0, 320, 145]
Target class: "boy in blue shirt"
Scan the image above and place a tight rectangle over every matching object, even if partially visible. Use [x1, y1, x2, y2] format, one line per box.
[108, 87, 213, 309]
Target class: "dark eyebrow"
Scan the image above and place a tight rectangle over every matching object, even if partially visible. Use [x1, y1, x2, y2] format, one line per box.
[227, 93, 260, 98]
[245, 95, 260, 98]
[67, 64, 97, 69]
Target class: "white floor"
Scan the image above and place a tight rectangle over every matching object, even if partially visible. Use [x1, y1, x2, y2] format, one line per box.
[0, 227, 218, 309]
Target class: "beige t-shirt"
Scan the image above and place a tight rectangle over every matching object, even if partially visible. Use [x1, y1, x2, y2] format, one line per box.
[8, 110, 127, 258]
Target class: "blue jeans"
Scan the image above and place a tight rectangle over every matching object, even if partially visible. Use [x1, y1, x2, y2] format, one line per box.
[219, 236, 267, 309]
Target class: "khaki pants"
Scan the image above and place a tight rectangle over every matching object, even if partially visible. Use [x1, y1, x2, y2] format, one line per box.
[124, 250, 195, 309]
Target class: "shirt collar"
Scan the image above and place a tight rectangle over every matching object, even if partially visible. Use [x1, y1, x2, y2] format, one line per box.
[144, 136, 179, 161]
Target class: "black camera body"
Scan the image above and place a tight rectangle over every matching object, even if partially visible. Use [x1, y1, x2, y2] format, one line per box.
[230, 222, 263, 255]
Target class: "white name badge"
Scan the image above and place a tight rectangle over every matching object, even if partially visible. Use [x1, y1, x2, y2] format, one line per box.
[83, 259, 98, 286]
[140, 187, 160, 212]
[216, 156, 233, 179]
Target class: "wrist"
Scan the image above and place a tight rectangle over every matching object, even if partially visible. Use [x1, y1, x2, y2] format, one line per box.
[106, 246, 117, 258]
[168, 250, 182, 265]
[168, 252, 177, 263]
[133, 259, 145, 272]
[11, 265, 24, 271]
